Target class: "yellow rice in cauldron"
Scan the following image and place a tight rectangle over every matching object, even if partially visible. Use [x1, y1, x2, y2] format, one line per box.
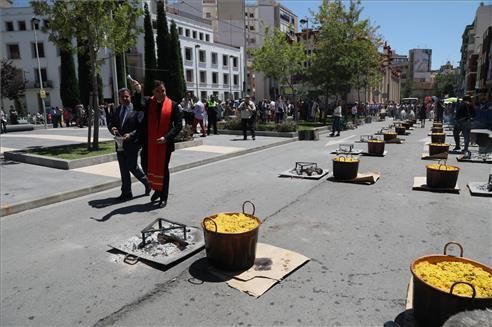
[368, 139, 384, 143]
[414, 261, 492, 298]
[204, 213, 259, 233]
[427, 164, 459, 171]
[333, 157, 359, 163]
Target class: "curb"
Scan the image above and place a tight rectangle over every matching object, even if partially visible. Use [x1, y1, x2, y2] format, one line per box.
[0, 138, 296, 217]
[3, 139, 203, 170]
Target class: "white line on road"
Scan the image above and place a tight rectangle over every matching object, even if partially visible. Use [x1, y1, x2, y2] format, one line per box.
[324, 135, 356, 147]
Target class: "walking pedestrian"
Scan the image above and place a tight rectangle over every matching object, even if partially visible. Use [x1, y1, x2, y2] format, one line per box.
[238, 95, 256, 140]
[133, 80, 183, 208]
[330, 101, 342, 137]
[109, 88, 151, 202]
[192, 97, 207, 137]
[453, 96, 475, 152]
[206, 95, 219, 135]
[0, 109, 7, 133]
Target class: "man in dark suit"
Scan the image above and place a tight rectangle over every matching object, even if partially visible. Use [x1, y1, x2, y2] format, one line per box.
[109, 88, 150, 201]
[133, 80, 182, 208]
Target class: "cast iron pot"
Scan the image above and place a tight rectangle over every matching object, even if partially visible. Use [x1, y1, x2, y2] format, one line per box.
[432, 127, 444, 133]
[426, 161, 459, 188]
[202, 201, 261, 271]
[396, 126, 406, 135]
[332, 156, 359, 180]
[367, 140, 385, 155]
[411, 242, 492, 327]
[431, 133, 446, 144]
[429, 143, 449, 156]
[383, 132, 397, 141]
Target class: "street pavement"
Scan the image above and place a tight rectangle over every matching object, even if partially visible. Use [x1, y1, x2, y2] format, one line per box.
[1, 120, 491, 326]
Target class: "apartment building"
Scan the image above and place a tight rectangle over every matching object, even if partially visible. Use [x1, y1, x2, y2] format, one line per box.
[459, 3, 492, 96]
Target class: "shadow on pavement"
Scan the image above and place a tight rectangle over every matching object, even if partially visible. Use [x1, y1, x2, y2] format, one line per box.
[90, 201, 160, 222]
[188, 257, 232, 284]
[88, 194, 147, 209]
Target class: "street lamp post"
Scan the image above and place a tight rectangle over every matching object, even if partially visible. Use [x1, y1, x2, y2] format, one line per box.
[194, 45, 200, 99]
[31, 17, 47, 129]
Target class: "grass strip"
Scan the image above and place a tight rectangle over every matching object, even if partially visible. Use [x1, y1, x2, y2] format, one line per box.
[27, 141, 116, 160]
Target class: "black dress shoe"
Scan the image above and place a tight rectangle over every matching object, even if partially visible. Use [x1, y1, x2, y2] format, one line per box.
[116, 193, 133, 201]
[157, 199, 167, 208]
[151, 191, 160, 202]
[145, 184, 151, 196]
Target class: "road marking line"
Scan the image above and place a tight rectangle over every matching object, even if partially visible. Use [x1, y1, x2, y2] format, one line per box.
[324, 135, 356, 147]
[181, 145, 244, 154]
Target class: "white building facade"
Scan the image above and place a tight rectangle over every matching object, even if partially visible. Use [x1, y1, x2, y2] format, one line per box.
[0, 2, 244, 115]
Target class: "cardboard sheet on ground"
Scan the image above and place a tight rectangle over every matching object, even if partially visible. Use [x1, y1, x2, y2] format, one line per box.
[467, 182, 492, 197]
[328, 172, 380, 185]
[278, 168, 329, 180]
[330, 149, 363, 155]
[412, 176, 460, 194]
[421, 152, 448, 160]
[211, 243, 309, 298]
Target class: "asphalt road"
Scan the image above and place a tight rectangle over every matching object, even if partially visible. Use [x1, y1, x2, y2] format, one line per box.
[1, 121, 491, 327]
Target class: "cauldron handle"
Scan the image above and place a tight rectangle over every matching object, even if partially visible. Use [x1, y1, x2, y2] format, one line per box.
[203, 217, 217, 232]
[450, 281, 476, 298]
[443, 241, 464, 257]
[242, 201, 256, 216]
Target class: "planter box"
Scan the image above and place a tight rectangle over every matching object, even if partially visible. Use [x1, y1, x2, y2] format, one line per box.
[298, 129, 320, 141]
[4, 139, 203, 170]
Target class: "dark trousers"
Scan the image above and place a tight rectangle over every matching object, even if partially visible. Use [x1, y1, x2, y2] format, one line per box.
[332, 116, 341, 134]
[0, 120, 6, 133]
[117, 147, 148, 195]
[453, 119, 471, 151]
[241, 118, 255, 139]
[207, 112, 218, 134]
[184, 111, 194, 126]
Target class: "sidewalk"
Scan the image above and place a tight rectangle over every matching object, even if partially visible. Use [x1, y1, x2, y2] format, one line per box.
[1, 134, 296, 217]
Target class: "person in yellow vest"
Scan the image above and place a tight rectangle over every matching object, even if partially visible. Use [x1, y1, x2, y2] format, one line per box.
[206, 95, 219, 135]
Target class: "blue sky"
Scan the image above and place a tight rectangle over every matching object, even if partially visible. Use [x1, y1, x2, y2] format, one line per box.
[280, 0, 492, 70]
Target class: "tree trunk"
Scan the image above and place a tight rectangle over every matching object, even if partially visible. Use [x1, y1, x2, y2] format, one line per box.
[89, 49, 100, 150]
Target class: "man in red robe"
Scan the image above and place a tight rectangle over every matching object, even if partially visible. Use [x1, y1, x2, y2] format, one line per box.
[133, 80, 182, 207]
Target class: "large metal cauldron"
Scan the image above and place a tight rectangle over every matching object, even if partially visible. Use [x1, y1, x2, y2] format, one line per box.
[410, 242, 492, 327]
[332, 156, 359, 180]
[426, 160, 459, 188]
[202, 201, 261, 271]
[367, 139, 385, 155]
[431, 133, 446, 144]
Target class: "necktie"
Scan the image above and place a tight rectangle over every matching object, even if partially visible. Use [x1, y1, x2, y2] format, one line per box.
[120, 106, 127, 125]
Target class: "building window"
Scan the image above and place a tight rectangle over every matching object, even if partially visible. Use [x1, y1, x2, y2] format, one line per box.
[199, 71, 206, 83]
[206, 12, 211, 19]
[212, 72, 218, 84]
[178, 27, 183, 35]
[32, 42, 45, 58]
[222, 55, 228, 67]
[43, 20, 50, 28]
[18, 21, 26, 31]
[199, 50, 206, 63]
[185, 29, 190, 37]
[249, 25, 255, 31]
[234, 92, 239, 100]
[185, 69, 194, 82]
[7, 44, 20, 59]
[211, 52, 218, 65]
[192, 30, 197, 39]
[199, 32, 203, 41]
[249, 13, 254, 18]
[233, 74, 239, 86]
[152, 20, 157, 29]
[200, 91, 207, 100]
[32, 20, 40, 30]
[185, 47, 192, 61]
[223, 73, 229, 85]
[34, 68, 48, 83]
[6, 21, 14, 31]
[232, 57, 238, 68]
[249, 38, 256, 44]
[205, 34, 210, 42]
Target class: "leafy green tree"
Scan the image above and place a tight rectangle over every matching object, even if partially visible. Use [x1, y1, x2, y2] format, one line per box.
[0, 59, 26, 115]
[251, 27, 306, 100]
[60, 45, 80, 110]
[308, 0, 381, 104]
[167, 20, 186, 102]
[32, 0, 142, 150]
[433, 70, 458, 98]
[144, 2, 157, 96]
[156, 0, 171, 86]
